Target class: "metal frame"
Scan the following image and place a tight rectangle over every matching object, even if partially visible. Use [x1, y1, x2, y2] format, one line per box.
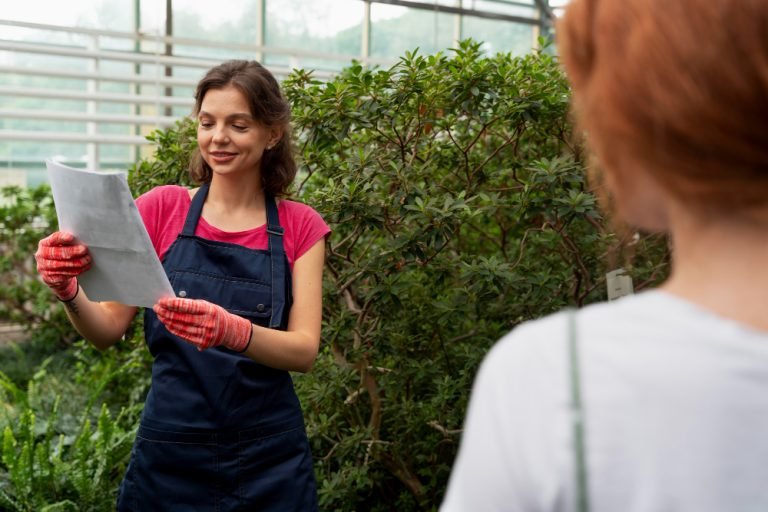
[0, 0, 554, 177]
[0, 109, 179, 126]
[365, 0, 549, 25]
[0, 19, 356, 172]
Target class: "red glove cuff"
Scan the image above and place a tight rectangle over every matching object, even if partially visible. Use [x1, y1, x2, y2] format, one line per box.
[53, 278, 79, 302]
[226, 315, 253, 353]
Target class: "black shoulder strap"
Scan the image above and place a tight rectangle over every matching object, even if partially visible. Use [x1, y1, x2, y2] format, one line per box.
[181, 183, 209, 236]
[265, 194, 287, 329]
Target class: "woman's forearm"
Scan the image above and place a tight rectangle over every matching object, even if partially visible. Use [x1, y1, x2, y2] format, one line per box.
[60, 285, 139, 350]
[240, 325, 320, 373]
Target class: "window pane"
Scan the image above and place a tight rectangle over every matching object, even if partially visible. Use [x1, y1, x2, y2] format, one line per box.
[467, 0, 538, 18]
[99, 144, 133, 169]
[370, 4, 456, 58]
[1, 0, 133, 30]
[265, 0, 363, 72]
[139, 0, 164, 34]
[172, 0, 256, 42]
[462, 16, 535, 55]
[169, 0, 259, 62]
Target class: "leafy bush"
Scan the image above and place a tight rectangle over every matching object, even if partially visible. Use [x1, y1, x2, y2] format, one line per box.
[0, 185, 76, 344]
[284, 40, 668, 509]
[0, 402, 134, 511]
[0, 333, 147, 510]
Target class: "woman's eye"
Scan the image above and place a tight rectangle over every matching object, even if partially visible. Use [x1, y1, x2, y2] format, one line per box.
[232, 125, 247, 131]
[199, 122, 213, 128]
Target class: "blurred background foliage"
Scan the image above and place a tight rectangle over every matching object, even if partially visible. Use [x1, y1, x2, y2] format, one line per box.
[0, 40, 668, 510]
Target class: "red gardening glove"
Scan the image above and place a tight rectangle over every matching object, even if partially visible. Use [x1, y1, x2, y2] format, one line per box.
[34, 231, 92, 301]
[153, 297, 252, 352]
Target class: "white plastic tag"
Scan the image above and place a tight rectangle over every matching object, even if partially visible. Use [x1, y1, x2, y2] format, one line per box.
[606, 268, 634, 301]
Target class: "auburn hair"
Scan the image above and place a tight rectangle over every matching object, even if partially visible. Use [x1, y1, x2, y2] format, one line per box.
[557, 0, 768, 210]
[189, 60, 296, 197]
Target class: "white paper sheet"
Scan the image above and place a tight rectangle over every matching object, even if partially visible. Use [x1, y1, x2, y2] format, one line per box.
[46, 160, 174, 308]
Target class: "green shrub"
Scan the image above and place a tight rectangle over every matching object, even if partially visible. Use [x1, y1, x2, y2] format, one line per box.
[0, 399, 137, 511]
[0, 347, 144, 511]
[0, 185, 76, 345]
[284, 40, 668, 509]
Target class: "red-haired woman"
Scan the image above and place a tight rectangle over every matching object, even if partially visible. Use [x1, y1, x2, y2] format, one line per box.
[442, 0, 768, 510]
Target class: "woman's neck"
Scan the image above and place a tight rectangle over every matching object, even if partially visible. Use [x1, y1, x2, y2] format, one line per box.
[662, 202, 768, 331]
[207, 172, 262, 206]
[201, 175, 266, 231]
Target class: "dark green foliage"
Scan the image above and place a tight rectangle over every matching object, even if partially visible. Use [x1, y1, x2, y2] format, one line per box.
[284, 39, 668, 509]
[0, 185, 77, 345]
[0, 330, 149, 510]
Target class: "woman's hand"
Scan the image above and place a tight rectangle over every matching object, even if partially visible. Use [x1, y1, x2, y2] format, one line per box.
[34, 231, 92, 301]
[153, 297, 252, 352]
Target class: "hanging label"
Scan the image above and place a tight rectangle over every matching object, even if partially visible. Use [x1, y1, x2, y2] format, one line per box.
[606, 268, 634, 301]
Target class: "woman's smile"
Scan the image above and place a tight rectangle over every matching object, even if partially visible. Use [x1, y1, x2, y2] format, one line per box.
[208, 151, 238, 164]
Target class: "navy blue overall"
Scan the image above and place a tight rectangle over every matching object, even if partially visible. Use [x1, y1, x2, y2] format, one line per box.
[117, 183, 318, 511]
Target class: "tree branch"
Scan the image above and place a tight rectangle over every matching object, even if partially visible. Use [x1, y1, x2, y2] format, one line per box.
[427, 421, 463, 437]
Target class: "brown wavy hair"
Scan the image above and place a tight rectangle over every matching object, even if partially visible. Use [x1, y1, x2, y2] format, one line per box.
[189, 60, 296, 197]
[557, 0, 768, 211]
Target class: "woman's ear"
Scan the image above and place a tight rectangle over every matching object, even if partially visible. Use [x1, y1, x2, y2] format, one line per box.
[268, 127, 283, 148]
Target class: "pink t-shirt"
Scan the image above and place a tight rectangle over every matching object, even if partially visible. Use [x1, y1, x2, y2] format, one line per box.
[135, 185, 330, 269]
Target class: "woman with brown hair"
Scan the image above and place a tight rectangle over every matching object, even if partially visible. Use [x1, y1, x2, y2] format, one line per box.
[442, 0, 768, 510]
[35, 60, 328, 510]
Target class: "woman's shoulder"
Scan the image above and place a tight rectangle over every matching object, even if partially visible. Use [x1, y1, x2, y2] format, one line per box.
[485, 289, 739, 384]
[489, 292, 673, 364]
[277, 197, 323, 217]
[276, 198, 331, 259]
[135, 185, 192, 213]
[136, 184, 191, 202]
[277, 198, 329, 231]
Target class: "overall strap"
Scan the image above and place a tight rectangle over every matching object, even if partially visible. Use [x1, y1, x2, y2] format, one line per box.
[265, 194, 287, 328]
[568, 310, 590, 512]
[182, 182, 210, 236]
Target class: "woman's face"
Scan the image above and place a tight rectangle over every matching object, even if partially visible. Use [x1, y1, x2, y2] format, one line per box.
[197, 85, 280, 179]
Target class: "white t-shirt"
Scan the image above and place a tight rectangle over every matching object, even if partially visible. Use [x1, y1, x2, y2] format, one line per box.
[441, 290, 768, 512]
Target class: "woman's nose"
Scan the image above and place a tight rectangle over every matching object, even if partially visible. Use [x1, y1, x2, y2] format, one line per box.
[212, 126, 229, 143]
